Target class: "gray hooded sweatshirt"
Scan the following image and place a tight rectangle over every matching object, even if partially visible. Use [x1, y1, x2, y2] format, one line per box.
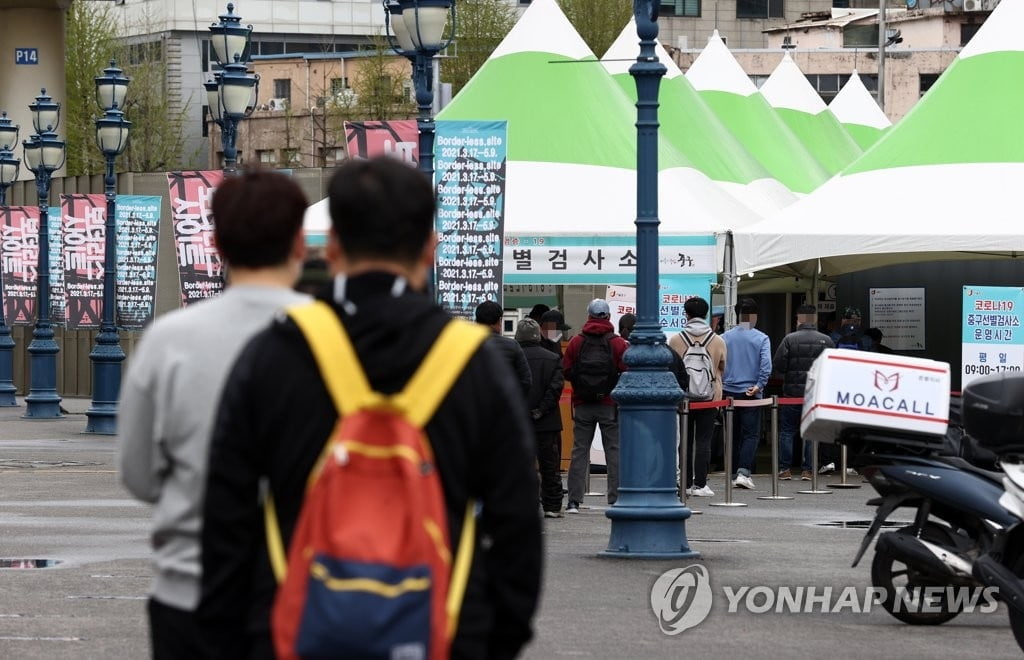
[117, 285, 309, 610]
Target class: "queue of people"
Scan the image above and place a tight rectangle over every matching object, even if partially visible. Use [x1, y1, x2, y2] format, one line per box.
[116, 156, 898, 659]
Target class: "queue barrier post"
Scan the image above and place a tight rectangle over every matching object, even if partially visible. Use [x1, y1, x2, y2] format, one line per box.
[828, 444, 862, 489]
[758, 396, 794, 501]
[798, 439, 832, 495]
[709, 398, 747, 508]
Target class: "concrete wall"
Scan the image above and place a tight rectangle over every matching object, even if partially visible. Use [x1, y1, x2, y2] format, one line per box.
[659, 0, 834, 51]
[0, 0, 70, 181]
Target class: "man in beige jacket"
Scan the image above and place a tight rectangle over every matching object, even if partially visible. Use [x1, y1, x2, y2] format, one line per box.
[668, 296, 727, 496]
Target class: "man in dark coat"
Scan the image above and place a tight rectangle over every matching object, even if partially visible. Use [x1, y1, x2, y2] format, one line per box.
[539, 308, 569, 356]
[198, 157, 542, 659]
[516, 318, 565, 518]
[773, 304, 834, 480]
[475, 300, 532, 398]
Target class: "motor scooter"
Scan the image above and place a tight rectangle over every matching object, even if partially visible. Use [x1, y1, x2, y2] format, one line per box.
[961, 373, 1024, 650]
[836, 401, 1016, 625]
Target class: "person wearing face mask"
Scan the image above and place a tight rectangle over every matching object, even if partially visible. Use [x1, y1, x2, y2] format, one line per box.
[539, 309, 570, 356]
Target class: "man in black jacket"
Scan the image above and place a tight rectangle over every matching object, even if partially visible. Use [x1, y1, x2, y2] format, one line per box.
[198, 157, 542, 659]
[475, 300, 532, 397]
[516, 318, 565, 518]
[773, 304, 834, 480]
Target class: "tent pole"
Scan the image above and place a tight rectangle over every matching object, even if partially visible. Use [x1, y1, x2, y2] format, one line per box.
[724, 230, 737, 330]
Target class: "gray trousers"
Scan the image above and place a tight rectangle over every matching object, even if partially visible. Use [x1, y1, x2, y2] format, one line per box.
[566, 402, 619, 505]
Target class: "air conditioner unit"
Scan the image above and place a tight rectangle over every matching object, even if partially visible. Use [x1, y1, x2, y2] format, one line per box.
[268, 97, 288, 111]
[963, 0, 988, 11]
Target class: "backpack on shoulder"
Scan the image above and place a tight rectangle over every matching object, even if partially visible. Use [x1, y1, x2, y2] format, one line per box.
[835, 329, 863, 351]
[680, 330, 716, 402]
[572, 332, 619, 402]
[265, 300, 488, 660]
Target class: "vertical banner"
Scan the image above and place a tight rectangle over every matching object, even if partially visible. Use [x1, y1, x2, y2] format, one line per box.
[433, 120, 507, 319]
[166, 170, 225, 306]
[962, 285, 1024, 387]
[869, 287, 926, 350]
[61, 194, 107, 329]
[48, 205, 65, 324]
[116, 195, 161, 329]
[344, 120, 419, 164]
[0, 207, 38, 324]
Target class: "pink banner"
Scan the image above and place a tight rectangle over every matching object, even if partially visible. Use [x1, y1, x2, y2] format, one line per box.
[166, 170, 225, 306]
[61, 194, 106, 329]
[0, 207, 38, 325]
[344, 120, 419, 165]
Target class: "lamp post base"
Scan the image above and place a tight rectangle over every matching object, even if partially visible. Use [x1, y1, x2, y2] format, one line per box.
[0, 328, 16, 406]
[602, 495, 701, 559]
[86, 330, 124, 435]
[24, 333, 61, 419]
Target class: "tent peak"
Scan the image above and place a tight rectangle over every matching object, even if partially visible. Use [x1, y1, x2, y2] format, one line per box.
[687, 31, 758, 96]
[602, 18, 682, 79]
[490, 0, 594, 61]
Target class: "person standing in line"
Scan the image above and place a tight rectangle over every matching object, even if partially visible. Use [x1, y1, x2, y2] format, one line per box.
[197, 157, 542, 658]
[475, 300, 532, 398]
[562, 299, 628, 513]
[618, 312, 637, 341]
[721, 297, 772, 490]
[117, 170, 311, 659]
[667, 296, 727, 497]
[539, 308, 570, 357]
[516, 318, 566, 518]
[773, 304, 833, 481]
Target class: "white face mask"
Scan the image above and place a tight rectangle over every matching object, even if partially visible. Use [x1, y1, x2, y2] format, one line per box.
[546, 330, 562, 342]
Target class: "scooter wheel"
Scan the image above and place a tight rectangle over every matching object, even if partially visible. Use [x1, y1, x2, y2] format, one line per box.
[870, 522, 962, 625]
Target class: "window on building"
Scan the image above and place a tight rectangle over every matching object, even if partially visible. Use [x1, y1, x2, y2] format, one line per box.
[961, 23, 982, 46]
[321, 147, 345, 165]
[284, 148, 302, 166]
[330, 78, 349, 95]
[750, 74, 769, 89]
[737, 0, 783, 19]
[274, 79, 292, 102]
[260, 41, 285, 56]
[258, 149, 277, 165]
[843, 25, 878, 48]
[660, 0, 701, 17]
[919, 73, 940, 97]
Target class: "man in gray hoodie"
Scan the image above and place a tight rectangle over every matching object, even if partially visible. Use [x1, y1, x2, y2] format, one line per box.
[117, 170, 310, 658]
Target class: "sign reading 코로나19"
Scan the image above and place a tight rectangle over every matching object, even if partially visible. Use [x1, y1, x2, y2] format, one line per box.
[503, 235, 716, 285]
[0, 206, 38, 324]
[166, 171, 225, 306]
[116, 196, 161, 329]
[433, 120, 507, 319]
[962, 285, 1024, 387]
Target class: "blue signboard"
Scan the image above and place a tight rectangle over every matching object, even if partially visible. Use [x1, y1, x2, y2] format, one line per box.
[961, 285, 1024, 387]
[15, 48, 38, 65]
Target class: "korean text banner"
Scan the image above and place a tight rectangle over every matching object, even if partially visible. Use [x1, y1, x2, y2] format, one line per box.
[166, 170, 225, 306]
[61, 194, 106, 329]
[503, 235, 716, 285]
[962, 285, 1024, 387]
[116, 195, 161, 329]
[1, 207, 38, 325]
[433, 120, 507, 319]
[606, 276, 714, 334]
[344, 120, 419, 165]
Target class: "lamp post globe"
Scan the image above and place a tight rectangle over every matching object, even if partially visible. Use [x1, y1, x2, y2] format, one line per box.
[22, 89, 65, 419]
[383, 0, 455, 179]
[209, 3, 256, 174]
[86, 61, 131, 435]
[0, 111, 19, 407]
[602, 0, 699, 559]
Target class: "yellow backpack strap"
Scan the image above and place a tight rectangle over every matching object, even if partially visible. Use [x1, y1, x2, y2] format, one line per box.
[392, 319, 489, 427]
[266, 300, 376, 583]
[287, 300, 379, 416]
[446, 501, 477, 640]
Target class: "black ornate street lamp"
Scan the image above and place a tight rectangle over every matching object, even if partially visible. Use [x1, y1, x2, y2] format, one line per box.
[0, 111, 20, 407]
[22, 89, 65, 419]
[85, 61, 131, 435]
[383, 0, 455, 179]
[208, 3, 257, 174]
[603, 0, 698, 558]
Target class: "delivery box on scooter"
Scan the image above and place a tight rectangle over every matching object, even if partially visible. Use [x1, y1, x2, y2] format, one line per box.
[801, 349, 951, 444]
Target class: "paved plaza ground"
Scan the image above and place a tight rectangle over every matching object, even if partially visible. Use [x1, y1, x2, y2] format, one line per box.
[0, 398, 1020, 659]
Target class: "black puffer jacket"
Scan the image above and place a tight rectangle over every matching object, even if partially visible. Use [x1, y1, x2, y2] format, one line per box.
[520, 341, 564, 433]
[773, 323, 835, 397]
[486, 332, 533, 398]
